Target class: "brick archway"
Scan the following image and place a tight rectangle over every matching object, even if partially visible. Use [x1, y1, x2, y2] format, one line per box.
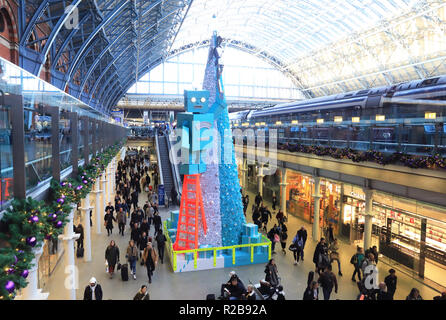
[0, 0, 18, 64]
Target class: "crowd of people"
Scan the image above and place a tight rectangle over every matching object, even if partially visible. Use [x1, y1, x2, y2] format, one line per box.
[83, 147, 167, 300]
[82, 147, 444, 300]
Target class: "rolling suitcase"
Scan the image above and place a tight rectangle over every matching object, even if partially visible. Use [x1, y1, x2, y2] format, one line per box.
[76, 247, 84, 258]
[121, 263, 129, 281]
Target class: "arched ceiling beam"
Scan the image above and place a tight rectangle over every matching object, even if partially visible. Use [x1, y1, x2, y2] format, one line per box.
[51, 12, 93, 73]
[63, 0, 131, 87]
[38, 0, 83, 76]
[78, 25, 134, 97]
[88, 44, 135, 104]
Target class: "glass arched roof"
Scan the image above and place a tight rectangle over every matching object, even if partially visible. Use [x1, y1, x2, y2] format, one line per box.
[19, 0, 446, 114]
[172, 0, 418, 65]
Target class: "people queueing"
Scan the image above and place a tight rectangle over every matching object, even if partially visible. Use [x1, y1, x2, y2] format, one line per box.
[83, 277, 103, 300]
[105, 240, 120, 279]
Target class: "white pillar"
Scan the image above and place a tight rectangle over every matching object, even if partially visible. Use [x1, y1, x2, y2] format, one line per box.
[17, 246, 49, 300]
[101, 174, 108, 216]
[80, 194, 93, 262]
[363, 188, 374, 251]
[58, 205, 80, 300]
[107, 165, 113, 203]
[258, 165, 264, 197]
[240, 160, 248, 190]
[94, 178, 102, 234]
[279, 168, 288, 217]
[312, 176, 322, 241]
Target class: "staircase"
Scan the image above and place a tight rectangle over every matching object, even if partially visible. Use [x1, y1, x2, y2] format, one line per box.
[157, 134, 174, 201]
[173, 174, 207, 251]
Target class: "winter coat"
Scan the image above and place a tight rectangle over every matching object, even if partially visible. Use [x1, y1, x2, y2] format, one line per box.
[143, 247, 158, 269]
[264, 264, 279, 287]
[138, 235, 148, 251]
[126, 245, 138, 261]
[156, 233, 166, 248]
[117, 211, 126, 224]
[105, 245, 120, 266]
[133, 291, 150, 300]
[83, 284, 103, 300]
[303, 287, 319, 300]
[104, 213, 116, 229]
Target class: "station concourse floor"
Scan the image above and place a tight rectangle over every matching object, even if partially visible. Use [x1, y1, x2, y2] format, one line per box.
[44, 177, 440, 300]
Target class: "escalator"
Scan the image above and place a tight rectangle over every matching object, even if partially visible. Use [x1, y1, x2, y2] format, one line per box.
[156, 133, 174, 202]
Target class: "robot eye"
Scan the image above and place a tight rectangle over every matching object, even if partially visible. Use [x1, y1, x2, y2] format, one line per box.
[191, 97, 197, 103]
[200, 97, 206, 103]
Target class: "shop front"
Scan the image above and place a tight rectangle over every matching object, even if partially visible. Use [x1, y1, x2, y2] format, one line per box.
[341, 185, 367, 242]
[371, 193, 446, 290]
[284, 169, 341, 236]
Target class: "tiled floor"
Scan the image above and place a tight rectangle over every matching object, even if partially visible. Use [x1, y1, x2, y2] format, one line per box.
[43, 149, 441, 300]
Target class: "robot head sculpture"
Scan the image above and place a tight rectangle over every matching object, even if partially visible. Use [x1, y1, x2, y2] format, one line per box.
[178, 90, 215, 175]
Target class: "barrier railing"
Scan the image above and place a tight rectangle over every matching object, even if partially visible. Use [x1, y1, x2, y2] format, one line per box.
[164, 221, 271, 272]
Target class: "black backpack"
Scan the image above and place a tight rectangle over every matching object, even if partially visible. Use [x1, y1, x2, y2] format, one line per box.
[350, 254, 358, 265]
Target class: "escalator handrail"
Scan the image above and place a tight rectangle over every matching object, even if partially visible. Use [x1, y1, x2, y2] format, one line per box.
[154, 130, 164, 186]
[165, 131, 182, 198]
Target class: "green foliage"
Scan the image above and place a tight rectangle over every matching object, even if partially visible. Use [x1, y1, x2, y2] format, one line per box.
[0, 141, 124, 300]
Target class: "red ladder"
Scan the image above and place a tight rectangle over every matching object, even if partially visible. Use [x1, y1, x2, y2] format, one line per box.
[173, 174, 207, 251]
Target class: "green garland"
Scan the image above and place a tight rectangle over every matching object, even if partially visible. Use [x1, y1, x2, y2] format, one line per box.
[0, 140, 125, 300]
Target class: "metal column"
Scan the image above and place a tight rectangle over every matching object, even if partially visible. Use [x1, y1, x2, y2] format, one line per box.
[81, 116, 89, 165]
[45, 106, 60, 182]
[69, 112, 79, 177]
[10, 94, 26, 199]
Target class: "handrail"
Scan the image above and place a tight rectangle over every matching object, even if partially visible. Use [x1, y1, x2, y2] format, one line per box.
[165, 131, 182, 198]
[164, 221, 271, 271]
[154, 130, 164, 186]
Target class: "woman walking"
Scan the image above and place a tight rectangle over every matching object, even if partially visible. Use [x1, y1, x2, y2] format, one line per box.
[126, 240, 138, 280]
[264, 259, 280, 288]
[328, 238, 343, 276]
[105, 240, 120, 279]
[104, 208, 116, 236]
[279, 224, 288, 254]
